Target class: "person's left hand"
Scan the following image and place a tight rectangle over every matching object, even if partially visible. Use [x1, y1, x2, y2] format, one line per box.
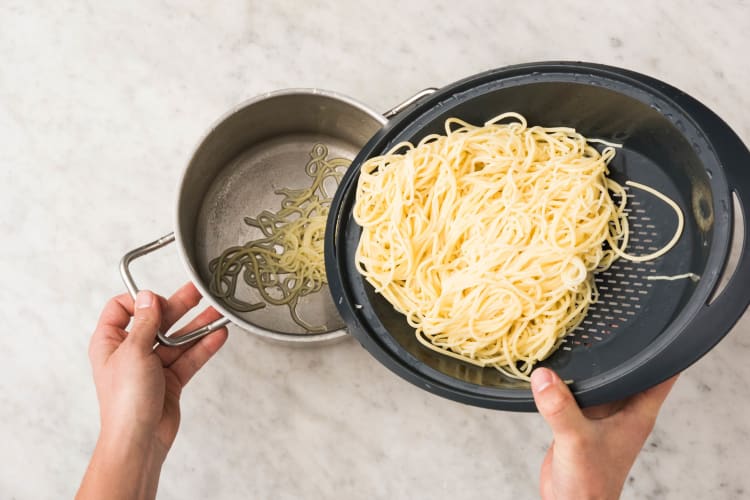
[88, 283, 228, 460]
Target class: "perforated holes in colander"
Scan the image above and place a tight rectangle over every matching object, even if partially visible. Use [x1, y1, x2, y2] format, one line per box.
[562, 187, 662, 350]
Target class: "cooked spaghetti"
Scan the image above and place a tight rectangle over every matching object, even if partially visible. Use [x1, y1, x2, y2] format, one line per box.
[208, 144, 348, 332]
[354, 112, 682, 380]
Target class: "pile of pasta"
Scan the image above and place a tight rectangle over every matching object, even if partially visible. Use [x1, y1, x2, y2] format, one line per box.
[353, 112, 681, 380]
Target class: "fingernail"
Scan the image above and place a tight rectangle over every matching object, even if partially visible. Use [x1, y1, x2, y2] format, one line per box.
[135, 291, 153, 309]
[531, 368, 554, 394]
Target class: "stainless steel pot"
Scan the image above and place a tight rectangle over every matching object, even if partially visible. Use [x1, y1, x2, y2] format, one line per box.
[120, 88, 433, 346]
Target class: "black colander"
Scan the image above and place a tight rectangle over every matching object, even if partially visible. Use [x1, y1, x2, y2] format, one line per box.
[325, 62, 750, 411]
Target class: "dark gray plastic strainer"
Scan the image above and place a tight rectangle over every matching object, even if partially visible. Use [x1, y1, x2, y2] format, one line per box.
[325, 62, 750, 411]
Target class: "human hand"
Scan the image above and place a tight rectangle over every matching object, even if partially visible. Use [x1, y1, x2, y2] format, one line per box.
[531, 368, 678, 500]
[78, 283, 228, 500]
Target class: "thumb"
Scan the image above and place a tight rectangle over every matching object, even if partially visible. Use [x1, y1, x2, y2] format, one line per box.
[531, 368, 587, 440]
[129, 290, 162, 352]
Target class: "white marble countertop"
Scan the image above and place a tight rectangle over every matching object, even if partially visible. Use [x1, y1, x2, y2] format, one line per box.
[2, 1, 749, 498]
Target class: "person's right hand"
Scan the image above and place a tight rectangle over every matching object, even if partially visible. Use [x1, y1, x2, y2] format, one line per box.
[78, 282, 228, 500]
[531, 368, 678, 500]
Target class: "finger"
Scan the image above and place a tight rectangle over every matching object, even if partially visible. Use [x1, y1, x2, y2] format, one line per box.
[531, 368, 587, 440]
[89, 325, 126, 368]
[155, 307, 225, 366]
[96, 293, 135, 331]
[168, 327, 228, 387]
[161, 282, 203, 332]
[90, 294, 136, 368]
[625, 374, 679, 422]
[128, 290, 163, 352]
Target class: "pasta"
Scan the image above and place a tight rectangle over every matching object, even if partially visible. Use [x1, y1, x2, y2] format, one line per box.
[208, 144, 349, 332]
[354, 112, 683, 380]
[646, 273, 700, 282]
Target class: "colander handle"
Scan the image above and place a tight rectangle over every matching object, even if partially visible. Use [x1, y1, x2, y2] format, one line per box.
[663, 93, 750, 358]
[119, 232, 231, 347]
[589, 95, 750, 404]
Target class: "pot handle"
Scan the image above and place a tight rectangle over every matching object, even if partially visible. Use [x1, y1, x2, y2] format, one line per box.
[119, 232, 231, 347]
[383, 88, 438, 119]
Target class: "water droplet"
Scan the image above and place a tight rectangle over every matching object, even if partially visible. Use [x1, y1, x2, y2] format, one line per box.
[649, 103, 661, 112]
[692, 142, 703, 154]
[706, 169, 713, 179]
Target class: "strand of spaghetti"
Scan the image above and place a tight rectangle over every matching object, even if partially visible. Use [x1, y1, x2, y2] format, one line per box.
[614, 180, 685, 262]
[646, 273, 700, 282]
[586, 138, 624, 148]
